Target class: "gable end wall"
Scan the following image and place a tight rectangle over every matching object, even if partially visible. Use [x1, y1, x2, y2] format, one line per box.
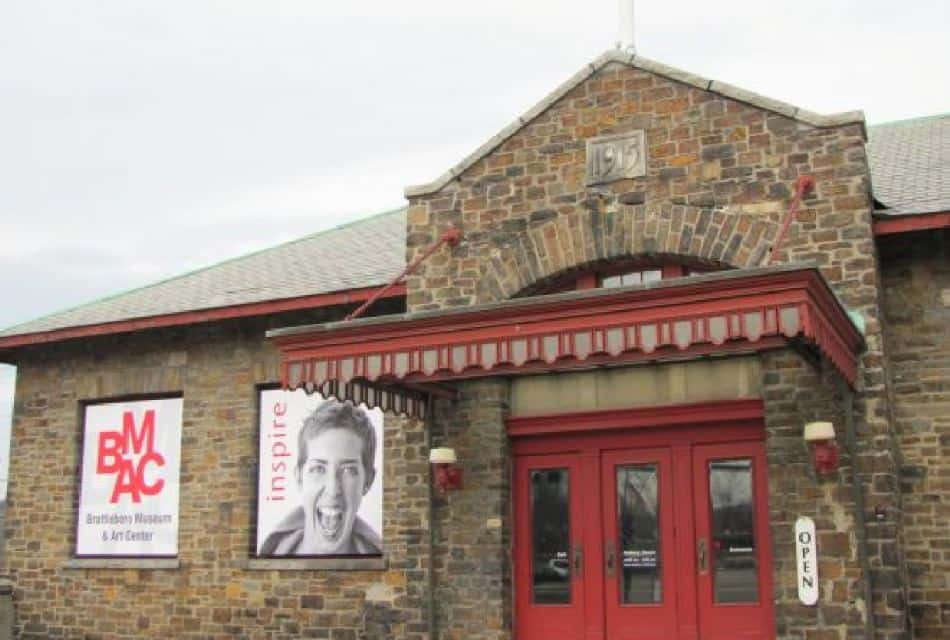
[407, 62, 908, 639]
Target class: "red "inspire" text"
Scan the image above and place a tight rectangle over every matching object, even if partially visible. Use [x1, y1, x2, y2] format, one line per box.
[96, 410, 166, 503]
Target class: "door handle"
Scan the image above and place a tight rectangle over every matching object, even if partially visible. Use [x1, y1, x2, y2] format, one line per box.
[605, 539, 616, 578]
[697, 538, 708, 573]
[572, 544, 583, 577]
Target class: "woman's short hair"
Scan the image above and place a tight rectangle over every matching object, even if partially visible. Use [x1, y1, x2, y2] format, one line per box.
[296, 400, 377, 477]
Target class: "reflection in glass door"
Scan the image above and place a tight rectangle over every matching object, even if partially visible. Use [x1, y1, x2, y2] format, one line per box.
[617, 464, 661, 604]
[530, 468, 572, 605]
[708, 458, 759, 604]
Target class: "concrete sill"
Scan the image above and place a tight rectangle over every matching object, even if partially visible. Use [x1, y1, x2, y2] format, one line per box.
[62, 558, 180, 570]
[242, 557, 387, 571]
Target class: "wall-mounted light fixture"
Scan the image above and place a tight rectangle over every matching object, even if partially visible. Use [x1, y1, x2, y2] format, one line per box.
[804, 421, 839, 476]
[429, 447, 463, 493]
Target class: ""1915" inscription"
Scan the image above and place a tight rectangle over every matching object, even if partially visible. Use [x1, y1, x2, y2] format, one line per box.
[586, 131, 646, 186]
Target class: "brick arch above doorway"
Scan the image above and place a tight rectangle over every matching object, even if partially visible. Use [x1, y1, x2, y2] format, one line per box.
[477, 204, 782, 303]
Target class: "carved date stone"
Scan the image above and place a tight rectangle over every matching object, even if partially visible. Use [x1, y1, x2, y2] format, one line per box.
[585, 131, 647, 186]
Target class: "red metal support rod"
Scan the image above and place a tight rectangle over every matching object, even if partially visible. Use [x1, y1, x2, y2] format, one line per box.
[763, 175, 816, 266]
[345, 226, 463, 321]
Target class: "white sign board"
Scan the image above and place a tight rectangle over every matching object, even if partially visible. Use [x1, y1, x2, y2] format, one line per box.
[795, 516, 819, 605]
[76, 397, 183, 556]
[257, 389, 384, 556]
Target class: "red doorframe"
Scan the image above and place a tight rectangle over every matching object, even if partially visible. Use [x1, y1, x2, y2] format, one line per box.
[507, 399, 775, 640]
[507, 399, 765, 439]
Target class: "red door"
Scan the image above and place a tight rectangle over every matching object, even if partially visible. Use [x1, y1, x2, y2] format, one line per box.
[514, 454, 587, 640]
[512, 419, 774, 640]
[601, 448, 678, 640]
[692, 442, 774, 640]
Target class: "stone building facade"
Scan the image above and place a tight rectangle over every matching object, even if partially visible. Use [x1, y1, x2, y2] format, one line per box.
[878, 230, 950, 640]
[0, 51, 947, 639]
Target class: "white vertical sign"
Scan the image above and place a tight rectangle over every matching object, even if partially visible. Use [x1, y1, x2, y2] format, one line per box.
[257, 389, 384, 556]
[77, 397, 183, 556]
[795, 516, 819, 605]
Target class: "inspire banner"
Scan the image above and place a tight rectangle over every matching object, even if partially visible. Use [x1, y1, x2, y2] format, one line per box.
[76, 397, 183, 557]
[257, 389, 384, 557]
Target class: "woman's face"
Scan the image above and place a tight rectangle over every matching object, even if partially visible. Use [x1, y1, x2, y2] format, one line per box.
[297, 428, 368, 554]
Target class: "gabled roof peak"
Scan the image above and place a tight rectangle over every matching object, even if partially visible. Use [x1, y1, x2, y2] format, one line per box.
[405, 49, 866, 198]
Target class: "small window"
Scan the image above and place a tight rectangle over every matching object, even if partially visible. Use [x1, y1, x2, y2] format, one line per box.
[520, 260, 724, 297]
[601, 269, 662, 288]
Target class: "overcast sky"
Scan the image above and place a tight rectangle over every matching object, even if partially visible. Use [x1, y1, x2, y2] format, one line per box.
[1, 0, 948, 497]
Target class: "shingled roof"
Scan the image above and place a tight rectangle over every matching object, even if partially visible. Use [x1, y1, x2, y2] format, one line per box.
[868, 113, 950, 216]
[1, 67, 947, 346]
[0, 208, 407, 341]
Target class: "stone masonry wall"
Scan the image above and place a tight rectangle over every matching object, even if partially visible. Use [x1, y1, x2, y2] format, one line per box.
[879, 229, 950, 639]
[430, 380, 511, 640]
[761, 351, 871, 639]
[405, 60, 907, 638]
[3, 303, 435, 640]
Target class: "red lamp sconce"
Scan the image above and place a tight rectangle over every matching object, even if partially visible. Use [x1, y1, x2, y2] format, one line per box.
[804, 421, 839, 476]
[429, 447, 463, 493]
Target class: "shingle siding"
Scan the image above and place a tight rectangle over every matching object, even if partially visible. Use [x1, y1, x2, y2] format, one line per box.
[868, 114, 950, 216]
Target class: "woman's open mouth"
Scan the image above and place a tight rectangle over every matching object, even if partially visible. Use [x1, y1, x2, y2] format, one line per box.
[315, 505, 344, 540]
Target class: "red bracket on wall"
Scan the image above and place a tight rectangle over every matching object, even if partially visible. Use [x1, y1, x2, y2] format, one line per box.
[763, 175, 816, 266]
[345, 226, 462, 321]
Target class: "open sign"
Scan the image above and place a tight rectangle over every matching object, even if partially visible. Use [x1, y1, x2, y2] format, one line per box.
[794, 517, 819, 605]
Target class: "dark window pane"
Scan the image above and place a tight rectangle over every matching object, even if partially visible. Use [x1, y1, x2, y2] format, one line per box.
[617, 464, 661, 604]
[709, 459, 758, 603]
[531, 469, 571, 604]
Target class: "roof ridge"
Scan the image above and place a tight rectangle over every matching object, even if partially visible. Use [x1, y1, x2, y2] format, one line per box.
[0, 206, 407, 335]
[869, 111, 950, 128]
[405, 49, 865, 198]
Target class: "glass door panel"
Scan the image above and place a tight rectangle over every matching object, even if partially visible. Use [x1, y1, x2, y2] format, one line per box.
[708, 459, 759, 603]
[530, 468, 572, 604]
[617, 463, 662, 604]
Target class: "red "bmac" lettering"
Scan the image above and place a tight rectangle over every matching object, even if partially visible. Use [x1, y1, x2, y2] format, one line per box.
[96, 410, 165, 503]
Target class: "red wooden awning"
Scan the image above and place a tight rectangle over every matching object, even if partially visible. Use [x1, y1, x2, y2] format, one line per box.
[267, 265, 865, 418]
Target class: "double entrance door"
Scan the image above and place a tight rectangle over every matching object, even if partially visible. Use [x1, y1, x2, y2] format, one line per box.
[513, 423, 774, 640]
